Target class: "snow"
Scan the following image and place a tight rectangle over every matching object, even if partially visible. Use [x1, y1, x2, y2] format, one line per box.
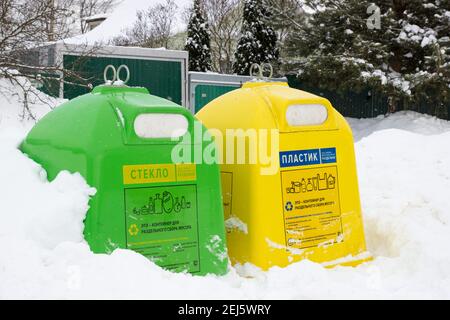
[82, 13, 109, 22]
[286, 104, 328, 126]
[361, 69, 413, 94]
[266, 238, 304, 256]
[134, 114, 189, 139]
[397, 23, 438, 49]
[65, 0, 191, 45]
[421, 34, 437, 47]
[0, 77, 63, 129]
[225, 217, 248, 234]
[347, 111, 450, 141]
[2, 79, 450, 299]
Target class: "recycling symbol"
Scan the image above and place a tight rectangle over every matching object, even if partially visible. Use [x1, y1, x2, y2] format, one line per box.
[285, 201, 293, 212]
[128, 224, 139, 236]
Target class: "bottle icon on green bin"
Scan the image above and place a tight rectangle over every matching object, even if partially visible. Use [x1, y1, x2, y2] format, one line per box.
[163, 191, 174, 213]
[141, 205, 150, 215]
[148, 196, 155, 214]
[174, 198, 182, 213]
[154, 194, 163, 214]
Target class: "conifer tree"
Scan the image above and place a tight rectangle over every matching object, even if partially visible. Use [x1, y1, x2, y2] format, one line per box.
[185, 0, 212, 72]
[284, 0, 450, 114]
[233, 0, 279, 75]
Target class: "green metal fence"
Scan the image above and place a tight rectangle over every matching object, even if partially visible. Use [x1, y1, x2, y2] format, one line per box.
[287, 75, 388, 118]
[194, 84, 239, 113]
[63, 55, 183, 105]
[287, 75, 450, 120]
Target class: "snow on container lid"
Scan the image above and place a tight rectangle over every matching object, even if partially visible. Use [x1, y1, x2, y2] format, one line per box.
[286, 104, 328, 127]
[134, 114, 189, 139]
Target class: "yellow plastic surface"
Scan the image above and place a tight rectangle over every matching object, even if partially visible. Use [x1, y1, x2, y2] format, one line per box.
[196, 82, 370, 270]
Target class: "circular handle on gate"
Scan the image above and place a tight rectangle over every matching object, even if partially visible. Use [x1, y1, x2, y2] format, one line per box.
[104, 65, 117, 84]
[117, 65, 130, 85]
[250, 63, 263, 78]
[261, 63, 273, 79]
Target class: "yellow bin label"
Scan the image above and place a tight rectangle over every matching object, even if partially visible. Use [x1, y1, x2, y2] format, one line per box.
[280, 148, 344, 249]
[281, 165, 343, 249]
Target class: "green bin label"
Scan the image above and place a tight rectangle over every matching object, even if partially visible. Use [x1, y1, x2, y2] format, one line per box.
[124, 184, 200, 273]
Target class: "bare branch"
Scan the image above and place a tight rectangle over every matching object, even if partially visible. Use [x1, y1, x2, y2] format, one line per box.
[113, 0, 177, 49]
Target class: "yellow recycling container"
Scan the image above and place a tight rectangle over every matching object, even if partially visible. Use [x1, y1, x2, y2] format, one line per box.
[196, 81, 371, 270]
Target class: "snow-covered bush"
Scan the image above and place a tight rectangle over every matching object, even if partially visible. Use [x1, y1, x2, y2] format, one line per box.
[284, 0, 450, 116]
[233, 0, 280, 75]
[185, 0, 213, 72]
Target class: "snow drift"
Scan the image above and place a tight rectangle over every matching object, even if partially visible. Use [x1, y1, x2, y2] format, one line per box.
[1, 78, 450, 299]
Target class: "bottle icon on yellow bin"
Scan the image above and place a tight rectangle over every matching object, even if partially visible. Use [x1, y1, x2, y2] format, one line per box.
[327, 174, 336, 189]
[301, 179, 307, 192]
[307, 179, 314, 192]
[287, 182, 301, 194]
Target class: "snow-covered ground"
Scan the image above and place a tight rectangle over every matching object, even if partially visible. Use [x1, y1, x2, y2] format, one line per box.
[1, 79, 450, 299]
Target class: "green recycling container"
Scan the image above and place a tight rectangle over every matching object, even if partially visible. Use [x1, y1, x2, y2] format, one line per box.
[21, 85, 228, 276]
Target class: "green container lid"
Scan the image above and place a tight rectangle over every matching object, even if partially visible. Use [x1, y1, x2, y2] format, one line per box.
[21, 85, 228, 276]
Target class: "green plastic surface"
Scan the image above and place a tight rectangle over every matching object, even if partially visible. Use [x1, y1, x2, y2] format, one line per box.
[21, 85, 228, 276]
